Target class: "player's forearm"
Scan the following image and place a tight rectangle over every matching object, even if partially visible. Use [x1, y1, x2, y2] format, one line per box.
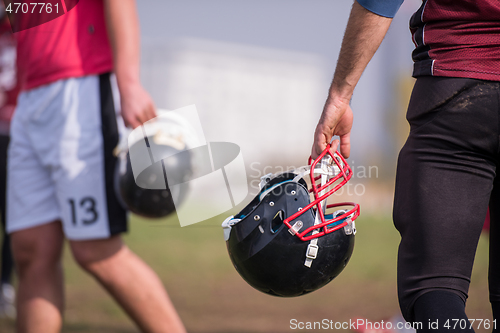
[329, 1, 393, 103]
[104, 0, 141, 92]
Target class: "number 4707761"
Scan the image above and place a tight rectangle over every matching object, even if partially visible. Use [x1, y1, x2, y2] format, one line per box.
[6, 2, 59, 14]
[444, 319, 496, 330]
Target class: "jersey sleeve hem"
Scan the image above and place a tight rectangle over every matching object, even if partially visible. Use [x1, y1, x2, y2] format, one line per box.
[356, 0, 404, 18]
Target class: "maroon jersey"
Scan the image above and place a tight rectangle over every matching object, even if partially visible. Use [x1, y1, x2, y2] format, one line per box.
[411, 0, 500, 81]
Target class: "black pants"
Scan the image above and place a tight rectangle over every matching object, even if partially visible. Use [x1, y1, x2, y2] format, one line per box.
[394, 77, 500, 321]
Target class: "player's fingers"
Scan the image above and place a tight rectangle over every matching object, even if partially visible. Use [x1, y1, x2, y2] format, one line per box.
[311, 129, 329, 160]
[135, 106, 154, 126]
[135, 108, 148, 125]
[124, 113, 141, 129]
[339, 132, 351, 158]
[330, 139, 340, 155]
[146, 102, 157, 121]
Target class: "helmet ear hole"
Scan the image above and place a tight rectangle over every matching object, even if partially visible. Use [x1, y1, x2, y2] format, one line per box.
[271, 210, 284, 233]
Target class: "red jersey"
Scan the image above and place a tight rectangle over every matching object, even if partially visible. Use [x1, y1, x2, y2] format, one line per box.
[15, 0, 113, 91]
[410, 0, 500, 81]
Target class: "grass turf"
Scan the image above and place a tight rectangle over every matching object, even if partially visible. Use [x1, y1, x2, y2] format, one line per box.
[0, 210, 492, 332]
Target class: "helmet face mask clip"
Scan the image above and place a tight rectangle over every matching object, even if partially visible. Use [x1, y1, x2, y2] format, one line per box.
[222, 144, 360, 297]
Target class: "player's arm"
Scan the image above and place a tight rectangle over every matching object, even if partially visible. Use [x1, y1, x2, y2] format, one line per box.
[311, 0, 401, 159]
[104, 0, 156, 128]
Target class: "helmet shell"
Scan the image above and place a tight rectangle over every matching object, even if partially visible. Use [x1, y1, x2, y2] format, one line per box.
[115, 142, 192, 219]
[226, 174, 355, 297]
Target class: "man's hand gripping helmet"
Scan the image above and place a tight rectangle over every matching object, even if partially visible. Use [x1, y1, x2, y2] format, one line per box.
[222, 144, 360, 297]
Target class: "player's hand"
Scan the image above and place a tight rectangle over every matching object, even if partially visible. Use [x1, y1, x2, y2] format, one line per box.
[120, 83, 157, 128]
[312, 97, 353, 159]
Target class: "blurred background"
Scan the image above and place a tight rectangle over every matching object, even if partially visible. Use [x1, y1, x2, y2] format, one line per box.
[139, 0, 417, 176]
[138, 0, 422, 213]
[0, 0, 493, 332]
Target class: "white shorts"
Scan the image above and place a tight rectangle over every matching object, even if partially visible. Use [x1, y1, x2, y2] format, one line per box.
[7, 74, 128, 240]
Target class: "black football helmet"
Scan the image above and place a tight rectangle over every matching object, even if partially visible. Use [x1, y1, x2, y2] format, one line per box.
[222, 144, 360, 297]
[115, 111, 194, 219]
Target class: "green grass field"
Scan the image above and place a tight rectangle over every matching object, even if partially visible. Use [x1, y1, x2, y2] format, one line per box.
[0, 210, 492, 333]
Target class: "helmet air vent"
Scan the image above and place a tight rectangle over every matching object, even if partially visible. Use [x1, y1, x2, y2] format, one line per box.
[271, 210, 284, 233]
